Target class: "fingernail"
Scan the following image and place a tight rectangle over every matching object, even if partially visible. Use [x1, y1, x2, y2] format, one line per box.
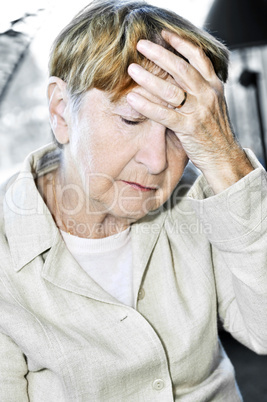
[127, 92, 139, 103]
[137, 39, 150, 51]
[161, 30, 169, 37]
[128, 64, 141, 75]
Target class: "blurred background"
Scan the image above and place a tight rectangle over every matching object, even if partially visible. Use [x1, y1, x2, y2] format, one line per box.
[0, 0, 267, 400]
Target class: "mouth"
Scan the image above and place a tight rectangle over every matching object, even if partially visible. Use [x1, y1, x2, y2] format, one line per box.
[121, 180, 158, 192]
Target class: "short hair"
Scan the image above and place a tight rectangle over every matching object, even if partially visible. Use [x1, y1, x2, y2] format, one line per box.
[49, 0, 229, 105]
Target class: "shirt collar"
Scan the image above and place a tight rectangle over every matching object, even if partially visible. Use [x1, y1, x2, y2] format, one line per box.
[3, 143, 60, 272]
[3, 144, 198, 274]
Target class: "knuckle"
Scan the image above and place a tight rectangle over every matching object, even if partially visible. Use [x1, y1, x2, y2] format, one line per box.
[176, 58, 189, 74]
[142, 72, 153, 87]
[164, 84, 181, 104]
[150, 42, 164, 62]
[201, 85, 218, 103]
[157, 107, 177, 127]
[201, 86, 224, 115]
[157, 106, 170, 122]
[209, 87, 218, 101]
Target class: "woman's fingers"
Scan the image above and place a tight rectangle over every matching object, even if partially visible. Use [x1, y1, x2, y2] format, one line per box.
[128, 63, 189, 110]
[161, 30, 218, 84]
[136, 39, 209, 96]
[127, 32, 253, 193]
[126, 91, 185, 132]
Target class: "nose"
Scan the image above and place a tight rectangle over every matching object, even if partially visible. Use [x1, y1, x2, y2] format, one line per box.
[135, 122, 168, 175]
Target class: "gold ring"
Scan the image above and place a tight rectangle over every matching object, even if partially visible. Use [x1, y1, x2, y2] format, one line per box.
[176, 91, 187, 109]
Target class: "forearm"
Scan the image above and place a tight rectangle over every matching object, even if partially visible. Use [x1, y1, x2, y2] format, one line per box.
[188, 152, 267, 352]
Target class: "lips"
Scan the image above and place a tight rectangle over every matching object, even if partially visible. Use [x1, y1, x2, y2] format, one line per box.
[121, 180, 158, 192]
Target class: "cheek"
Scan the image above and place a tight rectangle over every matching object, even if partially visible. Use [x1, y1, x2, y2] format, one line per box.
[77, 124, 133, 170]
[72, 139, 132, 200]
[69, 124, 103, 175]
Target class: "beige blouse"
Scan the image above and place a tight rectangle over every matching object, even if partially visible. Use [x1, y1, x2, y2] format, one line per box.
[0, 143, 266, 401]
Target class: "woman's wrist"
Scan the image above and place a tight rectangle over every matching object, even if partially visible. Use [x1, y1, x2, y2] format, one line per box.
[200, 149, 254, 194]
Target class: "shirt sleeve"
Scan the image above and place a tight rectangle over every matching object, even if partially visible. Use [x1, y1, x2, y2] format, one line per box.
[187, 149, 267, 354]
[0, 332, 29, 401]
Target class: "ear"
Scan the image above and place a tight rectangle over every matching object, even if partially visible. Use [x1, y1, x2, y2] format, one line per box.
[47, 77, 69, 145]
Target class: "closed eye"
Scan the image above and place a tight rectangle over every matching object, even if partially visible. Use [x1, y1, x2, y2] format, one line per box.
[121, 117, 144, 126]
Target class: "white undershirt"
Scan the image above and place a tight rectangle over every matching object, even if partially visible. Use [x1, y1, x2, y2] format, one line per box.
[60, 228, 134, 307]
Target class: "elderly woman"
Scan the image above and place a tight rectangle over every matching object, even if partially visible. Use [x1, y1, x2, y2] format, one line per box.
[0, 0, 267, 400]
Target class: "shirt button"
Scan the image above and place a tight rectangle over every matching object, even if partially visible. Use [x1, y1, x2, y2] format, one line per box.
[152, 379, 165, 390]
[138, 288, 145, 300]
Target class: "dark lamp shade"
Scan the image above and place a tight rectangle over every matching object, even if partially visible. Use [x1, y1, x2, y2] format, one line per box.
[204, 0, 267, 49]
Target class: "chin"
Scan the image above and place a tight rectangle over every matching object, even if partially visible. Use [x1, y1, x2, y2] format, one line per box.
[113, 200, 163, 222]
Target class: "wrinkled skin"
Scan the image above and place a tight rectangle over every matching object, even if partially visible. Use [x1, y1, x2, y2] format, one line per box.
[45, 31, 254, 238]
[127, 30, 253, 194]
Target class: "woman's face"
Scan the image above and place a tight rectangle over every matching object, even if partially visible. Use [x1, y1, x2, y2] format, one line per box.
[64, 88, 188, 222]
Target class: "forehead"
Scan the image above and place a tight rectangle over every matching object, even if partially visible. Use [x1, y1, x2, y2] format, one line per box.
[78, 88, 143, 119]
[114, 84, 171, 110]
[116, 71, 178, 106]
[80, 82, 173, 117]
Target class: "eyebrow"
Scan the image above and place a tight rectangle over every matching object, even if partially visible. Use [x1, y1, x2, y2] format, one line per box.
[113, 101, 145, 119]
